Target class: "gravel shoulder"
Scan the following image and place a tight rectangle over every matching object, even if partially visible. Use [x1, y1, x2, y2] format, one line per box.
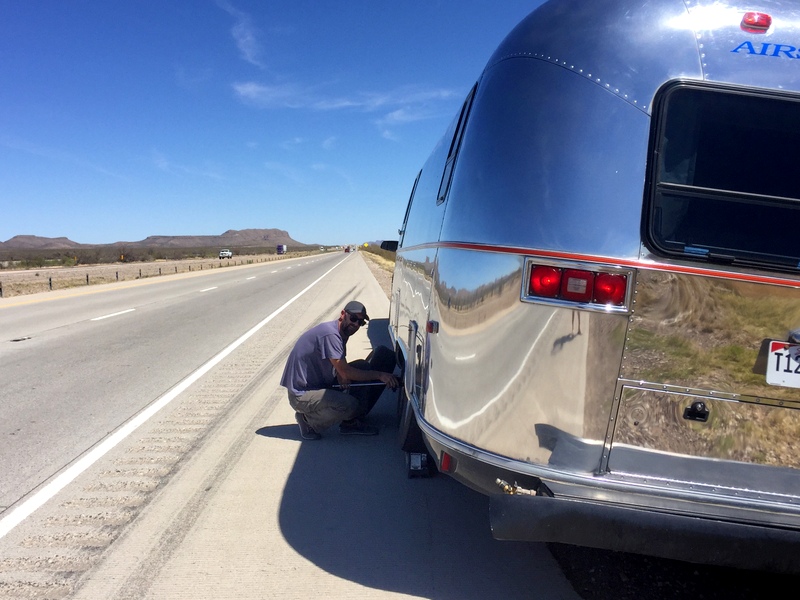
[359, 251, 394, 299]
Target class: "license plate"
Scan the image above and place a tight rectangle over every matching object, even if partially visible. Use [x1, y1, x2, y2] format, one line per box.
[766, 341, 800, 388]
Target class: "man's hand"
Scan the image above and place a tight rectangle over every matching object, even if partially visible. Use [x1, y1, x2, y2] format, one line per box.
[378, 372, 400, 390]
[336, 372, 351, 391]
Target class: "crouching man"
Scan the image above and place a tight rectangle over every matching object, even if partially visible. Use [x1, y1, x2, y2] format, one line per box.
[280, 300, 399, 440]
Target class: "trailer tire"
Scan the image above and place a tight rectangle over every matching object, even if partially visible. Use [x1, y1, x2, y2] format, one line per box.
[397, 393, 420, 451]
[398, 393, 436, 477]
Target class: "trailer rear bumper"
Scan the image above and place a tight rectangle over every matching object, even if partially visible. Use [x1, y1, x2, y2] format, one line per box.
[417, 419, 800, 573]
[490, 493, 800, 573]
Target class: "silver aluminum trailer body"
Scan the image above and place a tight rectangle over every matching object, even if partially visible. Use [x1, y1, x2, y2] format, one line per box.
[389, 0, 800, 571]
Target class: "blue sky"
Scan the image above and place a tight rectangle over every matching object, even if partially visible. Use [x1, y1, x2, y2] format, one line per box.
[0, 1, 542, 247]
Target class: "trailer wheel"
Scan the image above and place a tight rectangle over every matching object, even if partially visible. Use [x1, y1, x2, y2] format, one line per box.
[396, 382, 405, 424]
[397, 392, 418, 451]
[398, 393, 435, 478]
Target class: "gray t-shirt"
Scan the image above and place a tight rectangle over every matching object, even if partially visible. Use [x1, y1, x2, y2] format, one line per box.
[280, 319, 346, 396]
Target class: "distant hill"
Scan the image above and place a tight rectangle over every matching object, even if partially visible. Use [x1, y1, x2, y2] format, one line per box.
[0, 235, 85, 250]
[1, 229, 306, 250]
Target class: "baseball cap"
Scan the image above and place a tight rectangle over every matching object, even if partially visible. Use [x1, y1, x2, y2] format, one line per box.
[344, 300, 369, 320]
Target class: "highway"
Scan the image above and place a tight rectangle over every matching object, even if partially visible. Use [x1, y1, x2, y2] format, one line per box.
[0, 253, 341, 516]
[0, 254, 582, 599]
[0, 254, 790, 599]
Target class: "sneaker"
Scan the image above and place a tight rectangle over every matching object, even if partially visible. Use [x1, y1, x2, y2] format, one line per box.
[295, 413, 321, 440]
[339, 419, 379, 436]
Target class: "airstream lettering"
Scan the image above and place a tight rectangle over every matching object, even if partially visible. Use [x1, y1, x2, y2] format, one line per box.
[387, 0, 800, 572]
[732, 41, 800, 57]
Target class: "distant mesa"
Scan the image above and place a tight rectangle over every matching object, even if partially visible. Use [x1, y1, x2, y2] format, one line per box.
[0, 235, 84, 250]
[0, 229, 305, 250]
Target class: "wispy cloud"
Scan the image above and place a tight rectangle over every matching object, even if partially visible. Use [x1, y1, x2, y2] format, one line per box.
[233, 81, 456, 113]
[217, 0, 265, 69]
[232, 81, 458, 140]
[378, 106, 437, 126]
[151, 149, 223, 180]
[374, 105, 442, 141]
[0, 135, 125, 179]
[280, 137, 305, 151]
[264, 160, 304, 184]
[311, 162, 354, 189]
[233, 81, 308, 108]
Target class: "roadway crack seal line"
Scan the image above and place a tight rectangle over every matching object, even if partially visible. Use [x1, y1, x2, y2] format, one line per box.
[110, 375, 290, 599]
[0, 257, 347, 540]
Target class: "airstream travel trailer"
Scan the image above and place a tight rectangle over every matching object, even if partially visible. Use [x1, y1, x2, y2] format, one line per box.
[387, 0, 800, 572]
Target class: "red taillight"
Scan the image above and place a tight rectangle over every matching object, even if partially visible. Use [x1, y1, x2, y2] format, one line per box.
[594, 273, 627, 305]
[529, 265, 562, 297]
[527, 263, 629, 308]
[560, 269, 594, 303]
[742, 12, 772, 32]
[440, 452, 453, 472]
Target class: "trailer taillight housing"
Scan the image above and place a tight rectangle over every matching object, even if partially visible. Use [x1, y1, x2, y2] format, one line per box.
[741, 12, 771, 33]
[524, 260, 632, 313]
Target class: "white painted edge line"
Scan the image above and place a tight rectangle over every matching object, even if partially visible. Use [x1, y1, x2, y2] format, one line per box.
[0, 256, 347, 540]
[91, 308, 136, 321]
[200, 287, 218, 292]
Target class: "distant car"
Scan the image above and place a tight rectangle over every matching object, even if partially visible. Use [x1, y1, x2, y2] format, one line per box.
[219, 249, 233, 259]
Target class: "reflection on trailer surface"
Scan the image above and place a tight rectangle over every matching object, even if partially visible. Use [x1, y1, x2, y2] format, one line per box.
[388, 0, 800, 573]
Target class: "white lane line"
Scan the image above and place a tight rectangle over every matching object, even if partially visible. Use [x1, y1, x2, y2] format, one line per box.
[200, 287, 218, 292]
[91, 309, 135, 321]
[0, 256, 347, 540]
[246, 276, 256, 280]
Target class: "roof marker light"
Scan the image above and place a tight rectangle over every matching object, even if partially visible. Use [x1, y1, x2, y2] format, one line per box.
[741, 12, 772, 33]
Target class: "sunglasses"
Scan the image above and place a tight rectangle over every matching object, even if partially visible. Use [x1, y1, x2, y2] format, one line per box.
[346, 312, 366, 326]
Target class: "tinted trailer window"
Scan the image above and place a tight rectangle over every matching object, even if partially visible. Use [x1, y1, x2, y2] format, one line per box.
[648, 84, 800, 273]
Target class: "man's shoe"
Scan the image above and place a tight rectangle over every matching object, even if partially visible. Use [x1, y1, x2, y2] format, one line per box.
[339, 419, 379, 436]
[295, 413, 321, 440]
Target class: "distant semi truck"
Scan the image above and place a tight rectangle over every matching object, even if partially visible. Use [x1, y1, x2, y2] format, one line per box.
[276, 244, 287, 255]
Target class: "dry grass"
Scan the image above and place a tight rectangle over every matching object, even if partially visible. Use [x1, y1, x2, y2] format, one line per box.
[360, 249, 395, 299]
[0, 253, 298, 298]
